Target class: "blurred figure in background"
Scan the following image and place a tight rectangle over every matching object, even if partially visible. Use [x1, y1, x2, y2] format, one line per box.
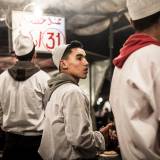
[95, 100, 119, 152]
[0, 34, 50, 160]
[95, 100, 113, 130]
[110, 0, 160, 160]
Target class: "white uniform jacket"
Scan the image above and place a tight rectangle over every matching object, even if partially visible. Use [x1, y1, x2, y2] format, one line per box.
[39, 82, 105, 160]
[0, 69, 50, 135]
[110, 44, 160, 160]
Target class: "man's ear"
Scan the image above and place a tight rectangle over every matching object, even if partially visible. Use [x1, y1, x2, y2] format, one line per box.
[60, 60, 68, 70]
[12, 54, 18, 63]
[31, 52, 37, 63]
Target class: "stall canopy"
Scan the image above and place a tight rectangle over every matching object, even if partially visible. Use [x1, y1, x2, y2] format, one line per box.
[0, 0, 126, 34]
[0, 0, 134, 58]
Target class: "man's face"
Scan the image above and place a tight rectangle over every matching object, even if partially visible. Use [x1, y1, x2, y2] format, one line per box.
[62, 48, 89, 80]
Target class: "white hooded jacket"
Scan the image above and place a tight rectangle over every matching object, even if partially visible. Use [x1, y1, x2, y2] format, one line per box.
[0, 61, 50, 135]
[110, 44, 160, 160]
[39, 73, 105, 160]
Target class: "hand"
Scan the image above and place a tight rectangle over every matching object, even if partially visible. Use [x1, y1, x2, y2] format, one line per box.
[99, 122, 114, 136]
[109, 129, 117, 140]
[100, 122, 118, 150]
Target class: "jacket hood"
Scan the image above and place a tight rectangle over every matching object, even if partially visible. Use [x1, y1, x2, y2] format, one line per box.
[48, 73, 78, 89]
[113, 33, 160, 68]
[43, 73, 78, 108]
[8, 61, 40, 81]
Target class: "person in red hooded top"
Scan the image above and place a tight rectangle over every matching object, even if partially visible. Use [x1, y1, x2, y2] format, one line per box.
[109, 0, 160, 160]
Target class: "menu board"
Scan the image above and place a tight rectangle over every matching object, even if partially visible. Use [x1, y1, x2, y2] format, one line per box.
[12, 10, 66, 53]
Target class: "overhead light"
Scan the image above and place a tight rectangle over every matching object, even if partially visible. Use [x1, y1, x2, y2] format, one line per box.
[23, 2, 43, 16]
[0, 9, 5, 21]
[0, 18, 5, 21]
[97, 97, 103, 105]
[33, 6, 43, 17]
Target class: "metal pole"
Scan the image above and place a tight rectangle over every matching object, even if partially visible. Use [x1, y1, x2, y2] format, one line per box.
[108, 16, 114, 80]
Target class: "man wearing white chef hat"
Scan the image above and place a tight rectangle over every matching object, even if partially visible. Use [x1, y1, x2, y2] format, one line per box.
[0, 34, 50, 160]
[39, 40, 115, 160]
[110, 0, 160, 160]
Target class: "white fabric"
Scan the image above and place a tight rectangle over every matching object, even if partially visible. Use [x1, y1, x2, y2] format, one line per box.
[126, 0, 160, 20]
[110, 44, 160, 160]
[39, 83, 105, 160]
[52, 44, 68, 70]
[14, 34, 34, 56]
[0, 70, 50, 135]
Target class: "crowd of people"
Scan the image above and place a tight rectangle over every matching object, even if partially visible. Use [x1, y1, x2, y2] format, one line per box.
[0, 0, 160, 160]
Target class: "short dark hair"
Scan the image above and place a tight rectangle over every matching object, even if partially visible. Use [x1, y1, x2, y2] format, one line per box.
[62, 40, 83, 59]
[132, 11, 160, 31]
[16, 46, 35, 61]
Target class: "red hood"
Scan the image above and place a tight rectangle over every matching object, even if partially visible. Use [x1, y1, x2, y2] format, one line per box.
[113, 33, 160, 68]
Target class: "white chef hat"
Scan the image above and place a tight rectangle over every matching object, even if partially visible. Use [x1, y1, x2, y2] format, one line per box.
[14, 34, 35, 56]
[126, 0, 160, 20]
[52, 44, 69, 70]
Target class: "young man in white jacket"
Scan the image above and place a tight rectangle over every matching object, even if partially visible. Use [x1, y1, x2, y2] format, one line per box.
[39, 41, 113, 160]
[109, 0, 160, 160]
[0, 34, 50, 160]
